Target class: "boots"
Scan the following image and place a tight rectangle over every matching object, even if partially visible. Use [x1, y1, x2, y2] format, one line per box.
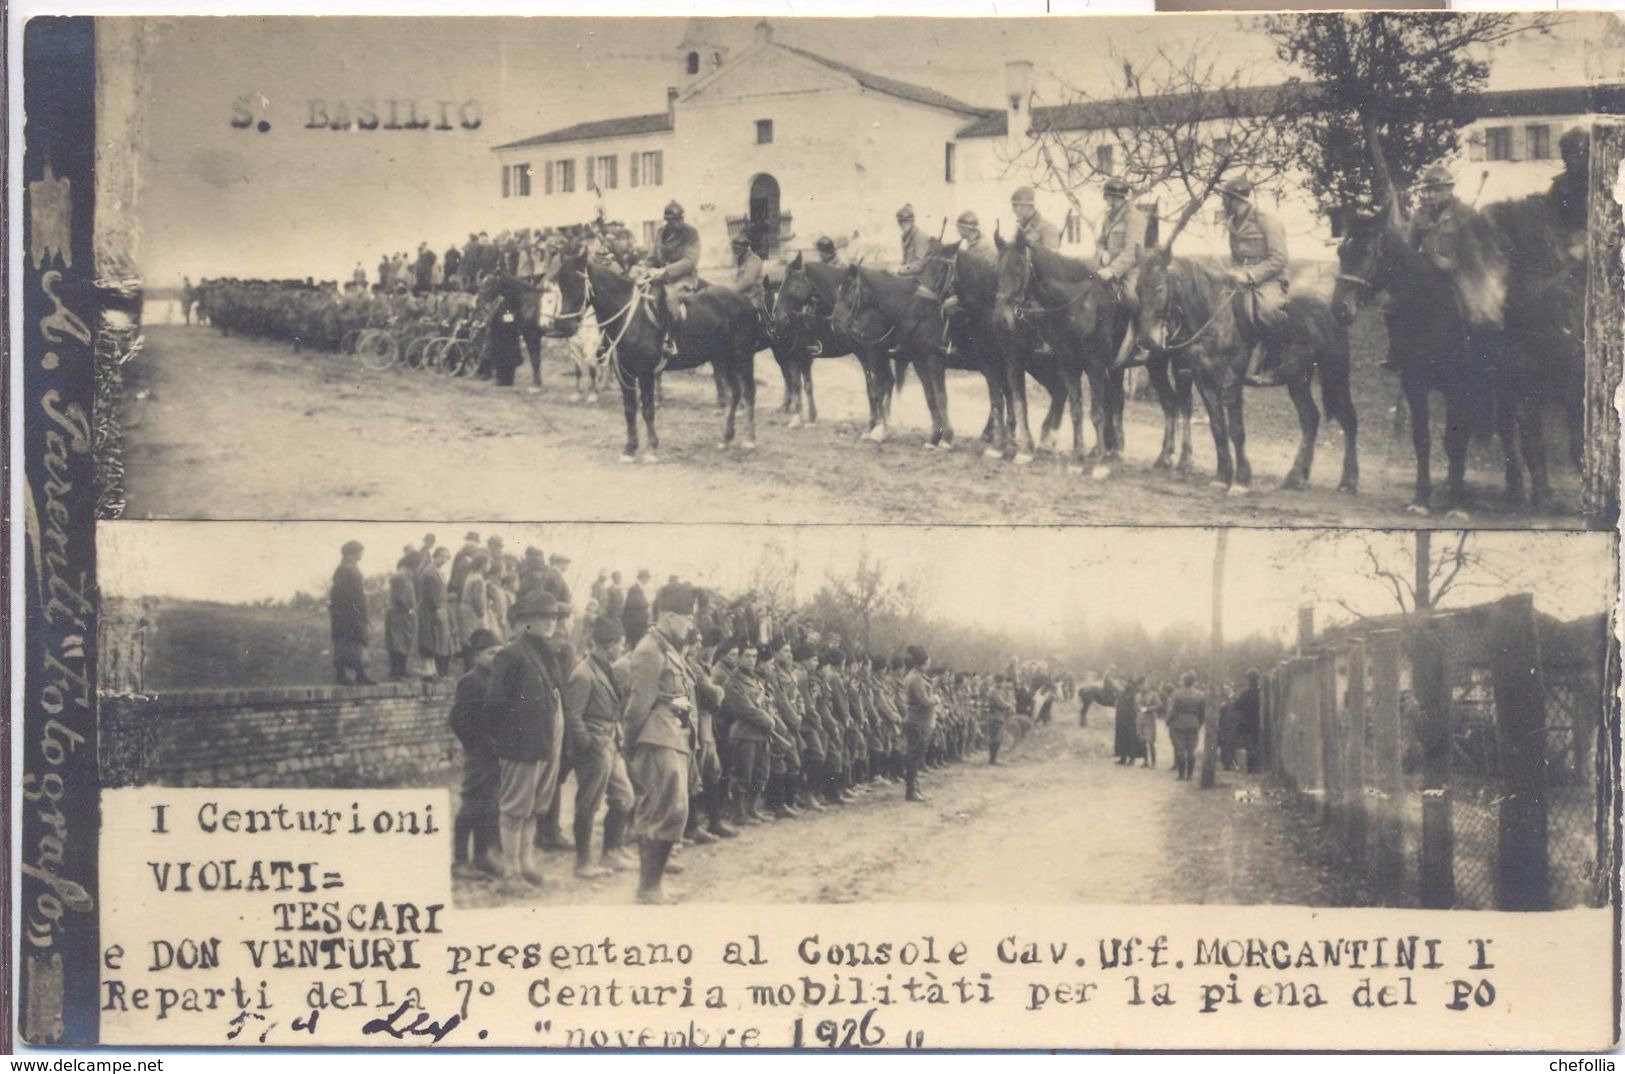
[574, 809, 611, 880]
[453, 814, 474, 866]
[685, 796, 719, 845]
[601, 808, 635, 871]
[636, 840, 681, 904]
[473, 818, 504, 877]
[706, 781, 739, 837]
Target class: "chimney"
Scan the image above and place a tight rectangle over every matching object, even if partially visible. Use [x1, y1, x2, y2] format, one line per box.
[1003, 59, 1034, 158]
[667, 86, 678, 124]
[755, 19, 773, 44]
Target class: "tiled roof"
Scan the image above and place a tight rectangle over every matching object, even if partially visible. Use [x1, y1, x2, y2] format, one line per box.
[493, 112, 673, 151]
[776, 43, 998, 118]
[958, 81, 1625, 139]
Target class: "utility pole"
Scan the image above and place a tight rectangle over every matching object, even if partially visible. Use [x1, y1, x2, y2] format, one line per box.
[1202, 530, 1228, 789]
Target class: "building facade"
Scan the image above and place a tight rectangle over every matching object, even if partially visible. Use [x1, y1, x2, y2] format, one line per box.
[492, 20, 1621, 272]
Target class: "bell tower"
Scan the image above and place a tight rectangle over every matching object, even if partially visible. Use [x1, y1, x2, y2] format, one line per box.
[676, 17, 730, 90]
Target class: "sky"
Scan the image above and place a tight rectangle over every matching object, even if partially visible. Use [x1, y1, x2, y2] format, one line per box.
[97, 523, 1616, 646]
[125, 12, 1622, 285]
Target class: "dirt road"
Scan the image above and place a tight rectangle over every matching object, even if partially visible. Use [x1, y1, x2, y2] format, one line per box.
[452, 720, 1359, 908]
[122, 325, 1582, 528]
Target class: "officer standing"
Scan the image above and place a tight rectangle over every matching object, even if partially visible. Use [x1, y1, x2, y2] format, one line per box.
[1219, 177, 1290, 387]
[622, 582, 700, 904]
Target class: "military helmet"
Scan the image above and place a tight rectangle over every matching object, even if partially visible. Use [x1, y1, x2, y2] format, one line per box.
[815, 236, 836, 254]
[731, 233, 750, 249]
[1418, 164, 1455, 189]
[896, 204, 916, 222]
[1103, 175, 1131, 197]
[1010, 185, 1036, 206]
[956, 210, 980, 229]
[663, 200, 685, 220]
[1220, 176, 1253, 200]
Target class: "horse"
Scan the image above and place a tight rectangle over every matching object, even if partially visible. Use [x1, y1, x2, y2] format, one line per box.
[917, 238, 1069, 463]
[552, 237, 761, 463]
[992, 229, 1128, 473]
[1075, 681, 1118, 727]
[832, 263, 1017, 452]
[769, 255, 898, 437]
[1135, 250, 1358, 495]
[1330, 205, 1536, 513]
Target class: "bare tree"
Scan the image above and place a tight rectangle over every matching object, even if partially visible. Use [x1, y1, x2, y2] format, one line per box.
[999, 37, 1298, 239]
[746, 537, 799, 621]
[821, 545, 901, 652]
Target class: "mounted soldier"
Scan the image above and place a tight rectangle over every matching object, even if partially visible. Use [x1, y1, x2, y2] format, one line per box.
[1219, 176, 1290, 387]
[814, 235, 843, 267]
[1011, 186, 1061, 250]
[638, 199, 702, 359]
[896, 204, 929, 276]
[1096, 175, 1147, 366]
[731, 233, 766, 314]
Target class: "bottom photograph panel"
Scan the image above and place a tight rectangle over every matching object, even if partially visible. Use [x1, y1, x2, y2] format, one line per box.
[80, 522, 1619, 1049]
[96, 523, 1616, 913]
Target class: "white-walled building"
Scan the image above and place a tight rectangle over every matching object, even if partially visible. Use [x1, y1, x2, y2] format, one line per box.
[492, 19, 1622, 271]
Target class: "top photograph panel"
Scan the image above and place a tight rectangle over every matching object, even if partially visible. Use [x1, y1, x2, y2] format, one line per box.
[84, 13, 1624, 526]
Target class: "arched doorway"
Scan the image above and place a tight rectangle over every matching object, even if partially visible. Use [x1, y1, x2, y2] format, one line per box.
[748, 173, 781, 257]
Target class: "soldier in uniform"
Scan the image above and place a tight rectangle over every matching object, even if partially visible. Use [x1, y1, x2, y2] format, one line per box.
[448, 628, 504, 878]
[1167, 670, 1206, 781]
[901, 645, 937, 803]
[1011, 186, 1061, 250]
[1096, 176, 1145, 298]
[815, 236, 843, 267]
[622, 581, 700, 904]
[1219, 177, 1291, 387]
[564, 616, 635, 880]
[720, 643, 781, 826]
[731, 234, 767, 314]
[896, 205, 930, 276]
[1384, 163, 1494, 373]
[984, 674, 1015, 765]
[484, 591, 570, 891]
[640, 200, 702, 359]
[956, 210, 996, 266]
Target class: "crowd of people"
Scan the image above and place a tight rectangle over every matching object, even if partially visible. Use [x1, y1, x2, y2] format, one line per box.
[1098, 666, 1263, 781]
[328, 536, 1064, 904]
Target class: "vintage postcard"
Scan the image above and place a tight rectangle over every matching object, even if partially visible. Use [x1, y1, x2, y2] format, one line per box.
[10, 7, 1623, 1055]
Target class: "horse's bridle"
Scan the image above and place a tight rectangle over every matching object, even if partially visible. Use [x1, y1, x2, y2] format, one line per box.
[837, 272, 899, 347]
[1005, 246, 1091, 321]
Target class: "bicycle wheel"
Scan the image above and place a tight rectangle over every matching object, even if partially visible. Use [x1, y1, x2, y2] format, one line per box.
[356, 329, 398, 371]
[445, 340, 474, 378]
[403, 334, 432, 370]
[421, 337, 447, 375]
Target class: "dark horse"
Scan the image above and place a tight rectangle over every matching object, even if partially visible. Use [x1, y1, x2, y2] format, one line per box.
[552, 238, 761, 462]
[991, 229, 1128, 474]
[1075, 681, 1118, 727]
[769, 255, 898, 438]
[1334, 201, 1581, 514]
[476, 272, 546, 390]
[917, 238, 1069, 462]
[1136, 251, 1358, 495]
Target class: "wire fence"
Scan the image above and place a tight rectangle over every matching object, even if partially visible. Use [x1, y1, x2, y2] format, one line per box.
[1262, 594, 1614, 910]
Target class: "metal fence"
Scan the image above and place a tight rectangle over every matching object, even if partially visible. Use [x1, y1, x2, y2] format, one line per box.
[1262, 594, 1614, 910]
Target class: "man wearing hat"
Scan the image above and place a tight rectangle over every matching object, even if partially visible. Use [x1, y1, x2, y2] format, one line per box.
[1219, 176, 1291, 387]
[641, 200, 702, 358]
[730, 233, 767, 314]
[564, 616, 635, 880]
[416, 545, 454, 680]
[896, 205, 929, 276]
[720, 641, 792, 825]
[814, 236, 843, 267]
[622, 569, 651, 648]
[449, 627, 504, 877]
[955, 211, 996, 266]
[330, 540, 373, 686]
[1388, 162, 1495, 373]
[1011, 186, 1061, 250]
[622, 581, 701, 903]
[1095, 176, 1145, 294]
[483, 589, 571, 891]
[902, 644, 937, 803]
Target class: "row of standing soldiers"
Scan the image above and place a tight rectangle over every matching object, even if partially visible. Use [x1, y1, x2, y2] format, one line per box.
[447, 579, 1041, 903]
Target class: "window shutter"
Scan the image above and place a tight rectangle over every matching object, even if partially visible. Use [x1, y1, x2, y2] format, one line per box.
[501, 165, 510, 198]
[1467, 131, 1484, 163]
[630, 153, 640, 187]
[1508, 125, 1525, 162]
[586, 156, 595, 190]
[653, 151, 663, 187]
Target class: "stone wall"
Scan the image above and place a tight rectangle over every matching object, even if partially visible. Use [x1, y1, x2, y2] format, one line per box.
[101, 681, 460, 788]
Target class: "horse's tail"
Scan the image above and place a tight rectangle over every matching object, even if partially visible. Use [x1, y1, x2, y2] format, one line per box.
[893, 352, 910, 395]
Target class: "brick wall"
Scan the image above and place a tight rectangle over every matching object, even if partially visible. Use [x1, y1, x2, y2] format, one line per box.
[101, 681, 460, 788]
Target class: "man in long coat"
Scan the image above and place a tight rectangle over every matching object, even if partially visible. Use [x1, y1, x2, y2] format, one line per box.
[417, 545, 454, 679]
[384, 551, 419, 681]
[330, 540, 373, 686]
[622, 569, 651, 648]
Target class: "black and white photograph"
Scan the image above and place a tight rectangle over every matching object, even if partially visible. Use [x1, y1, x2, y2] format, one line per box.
[12, 5, 1625, 1057]
[92, 12, 1624, 527]
[96, 522, 1615, 911]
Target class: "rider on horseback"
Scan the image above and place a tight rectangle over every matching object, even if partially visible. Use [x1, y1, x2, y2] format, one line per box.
[639, 199, 702, 360]
[897, 205, 930, 276]
[1011, 186, 1061, 250]
[1221, 177, 1291, 388]
[815, 235, 844, 267]
[940, 211, 995, 321]
[1381, 164, 1492, 373]
[1097, 176, 1148, 368]
[731, 234, 767, 312]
